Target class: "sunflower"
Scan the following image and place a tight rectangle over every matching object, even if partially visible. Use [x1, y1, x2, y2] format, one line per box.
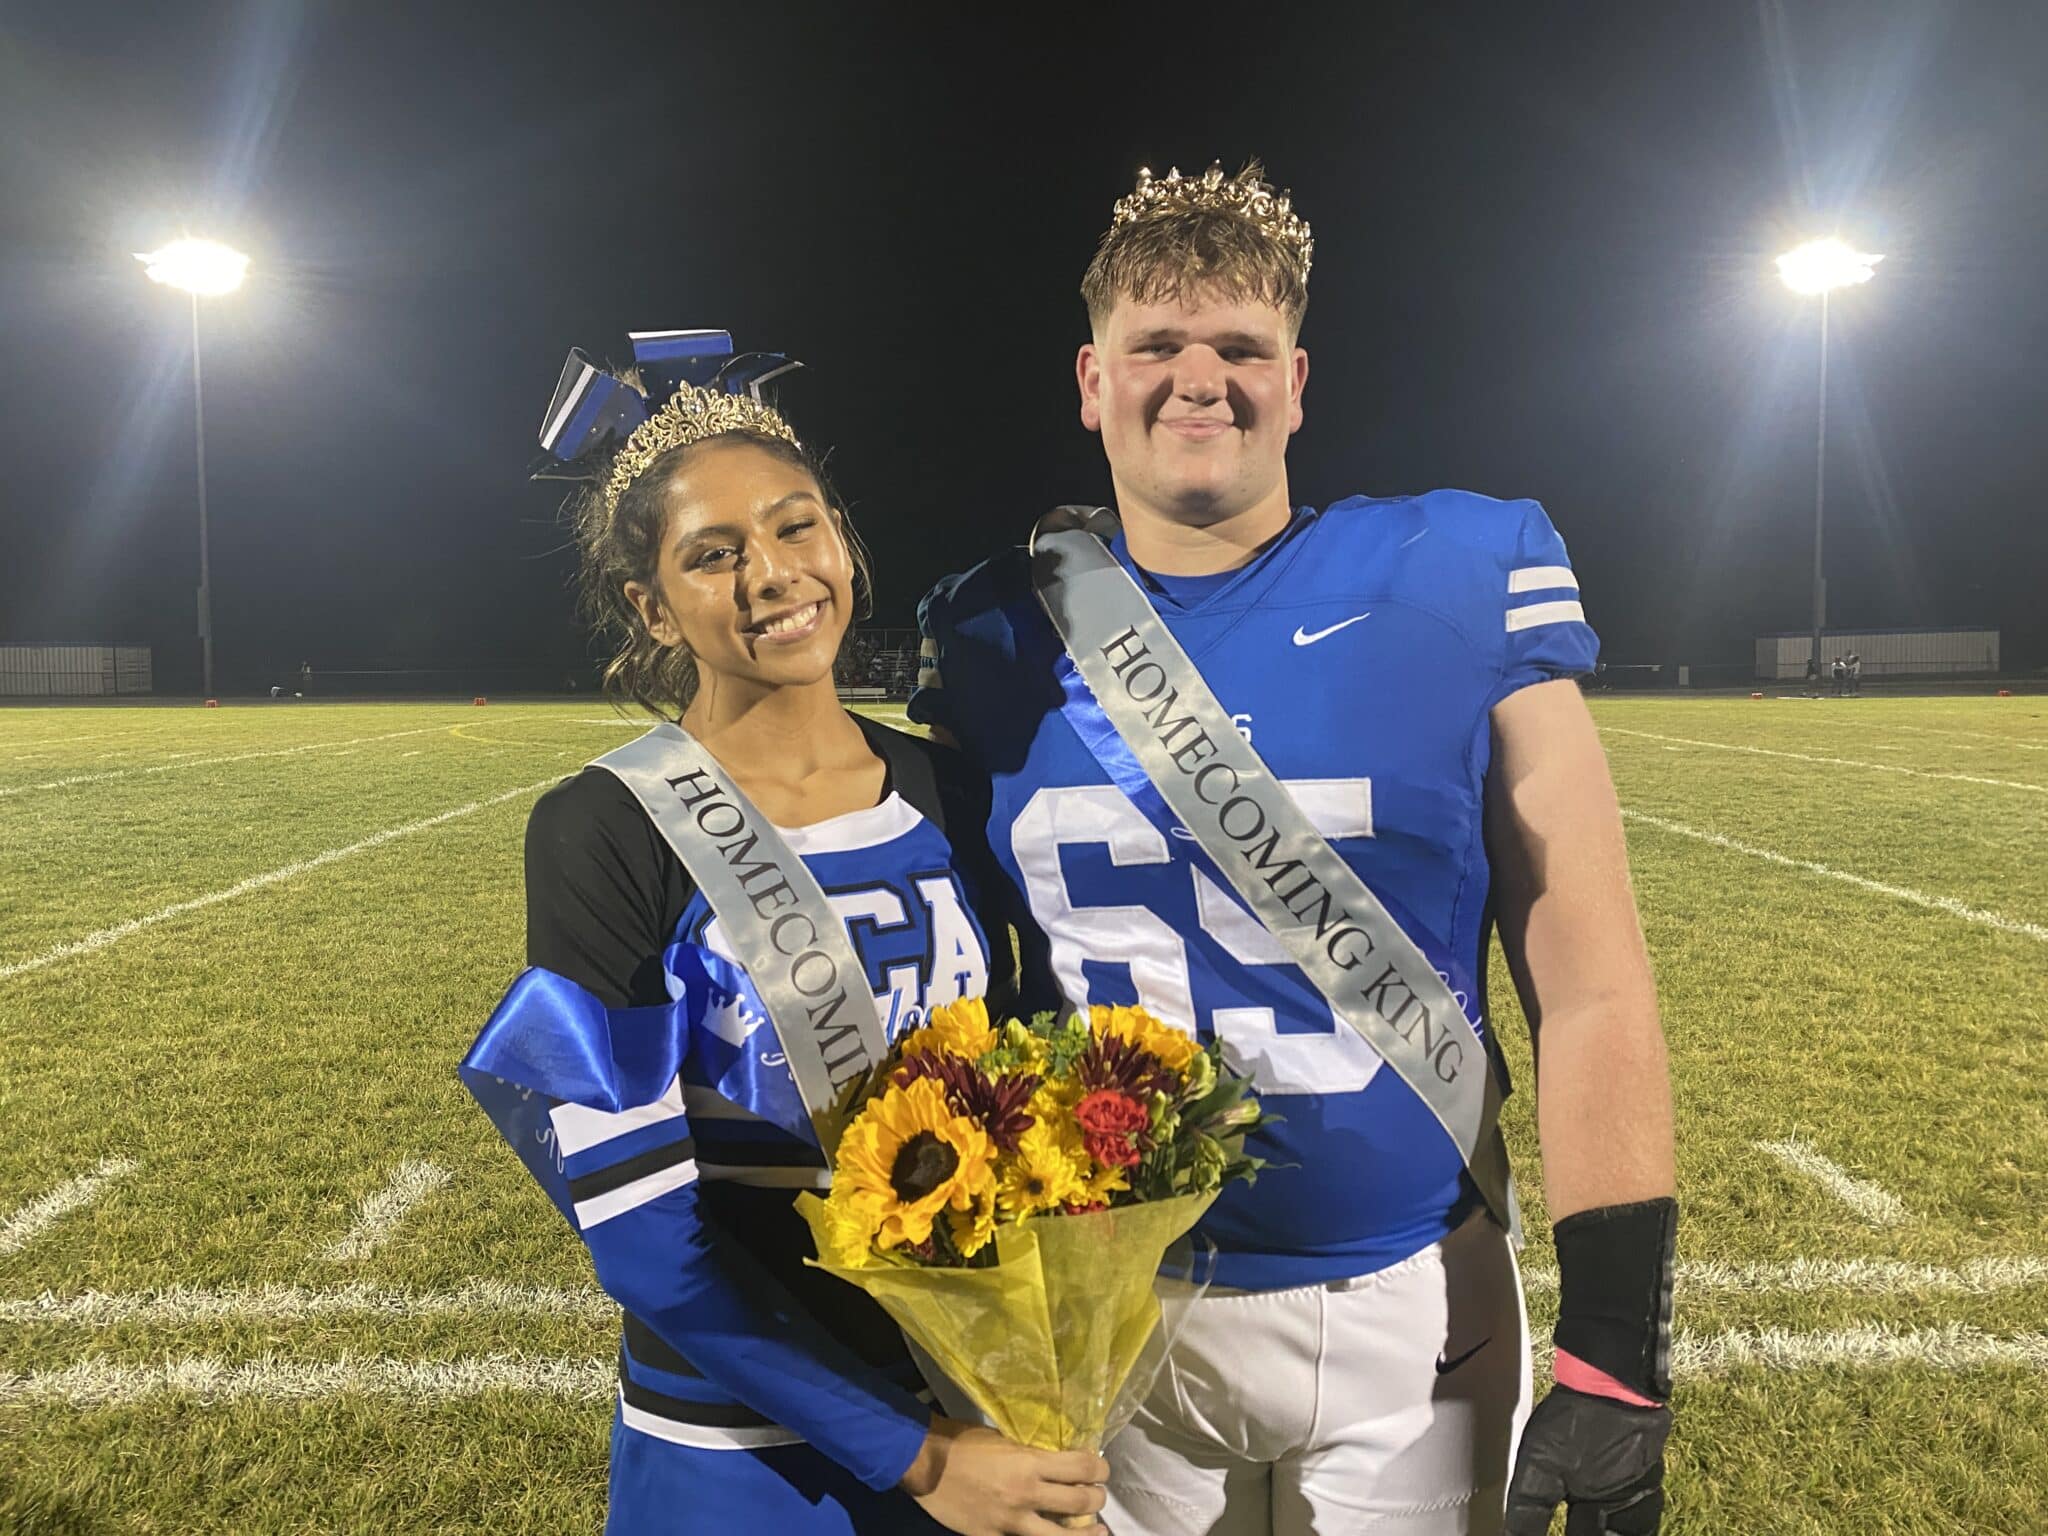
[897, 996, 999, 1065]
[835, 1076, 995, 1250]
[1092, 1004, 1202, 1074]
[996, 1118, 1092, 1218]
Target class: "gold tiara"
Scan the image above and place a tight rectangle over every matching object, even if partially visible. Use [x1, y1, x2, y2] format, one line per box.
[1111, 162, 1313, 282]
[601, 385, 800, 518]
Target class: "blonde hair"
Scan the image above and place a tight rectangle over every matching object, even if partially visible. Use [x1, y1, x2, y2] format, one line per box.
[1080, 159, 1309, 338]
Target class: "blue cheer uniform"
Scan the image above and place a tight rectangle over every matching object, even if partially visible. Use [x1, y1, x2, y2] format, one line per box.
[495, 716, 1018, 1534]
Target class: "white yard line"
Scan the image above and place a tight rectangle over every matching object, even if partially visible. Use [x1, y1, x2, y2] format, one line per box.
[1521, 1254, 2048, 1296]
[1667, 1324, 2048, 1376]
[1756, 1139, 1909, 1226]
[0, 725, 460, 800]
[1860, 722, 2047, 754]
[0, 1281, 611, 1327]
[321, 1161, 452, 1262]
[11, 1257, 2041, 1326]
[0, 1353, 612, 1406]
[0, 1159, 137, 1256]
[1604, 727, 2047, 795]
[0, 776, 558, 982]
[10, 1328, 2045, 1405]
[1618, 809, 2048, 944]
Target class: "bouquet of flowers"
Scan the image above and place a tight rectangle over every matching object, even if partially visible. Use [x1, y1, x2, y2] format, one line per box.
[796, 998, 1267, 1453]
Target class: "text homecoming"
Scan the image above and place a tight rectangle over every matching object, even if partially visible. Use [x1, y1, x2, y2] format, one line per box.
[660, 764, 869, 1090]
[1099, 625, 1468, 1084]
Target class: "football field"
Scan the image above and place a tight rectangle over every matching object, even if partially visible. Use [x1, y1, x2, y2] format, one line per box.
[1, 694, 2043, 1533]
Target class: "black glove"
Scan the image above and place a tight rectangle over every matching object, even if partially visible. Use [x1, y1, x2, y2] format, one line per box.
[1504, 1386, 1670, 1534]
[1507, 1198, 1678, 1534]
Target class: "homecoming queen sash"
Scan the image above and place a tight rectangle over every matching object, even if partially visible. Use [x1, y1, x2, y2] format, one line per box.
[593, 723, 891, 1156]
[1030, 506, 1519, 1240]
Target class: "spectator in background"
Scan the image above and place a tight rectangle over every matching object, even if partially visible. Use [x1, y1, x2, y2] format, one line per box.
[1831, 656, 1846, 697]
[1804, 656, 1821, 698]
[1847, 652, 1862, 695]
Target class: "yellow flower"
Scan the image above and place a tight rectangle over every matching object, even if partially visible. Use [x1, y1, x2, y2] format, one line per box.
[996, 1119, 1092, 1218]
[814, 1184, 884, 1267]
[948, 1186, 1000, 1259]
[1080, 1158, 1130, 1206]
[835, 1076, 995, 1250]
[1092, 1003, 1202, 1074]
[1027, 1074, 1085, 1131]
[898, 996, 998, 1064]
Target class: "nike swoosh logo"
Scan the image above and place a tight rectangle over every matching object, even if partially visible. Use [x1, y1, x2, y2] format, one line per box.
[1292, 612, 1371, 646]
[1436, 1337, 1490, 1375]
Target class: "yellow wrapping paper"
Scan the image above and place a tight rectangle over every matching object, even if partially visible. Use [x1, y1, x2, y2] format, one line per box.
[798, 1191, 1215, 1452]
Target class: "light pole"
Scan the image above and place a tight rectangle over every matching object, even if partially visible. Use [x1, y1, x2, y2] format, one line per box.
[1776, 238, 1881, 689]
[137, 238, 248, 698]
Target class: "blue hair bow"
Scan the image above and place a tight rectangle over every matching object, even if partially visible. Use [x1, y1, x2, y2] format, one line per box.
[530, 329, 805, 481]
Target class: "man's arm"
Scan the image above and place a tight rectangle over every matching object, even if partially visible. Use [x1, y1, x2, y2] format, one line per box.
[1490, 677, 1677, 1536]
[1485, 678, 1672, 1215]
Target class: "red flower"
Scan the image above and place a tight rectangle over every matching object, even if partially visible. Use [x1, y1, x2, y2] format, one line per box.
[1075, 1089, 1149, 1169]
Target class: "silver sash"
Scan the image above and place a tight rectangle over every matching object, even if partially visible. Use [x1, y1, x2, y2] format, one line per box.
[1029, 506, 1518, 1239]
[595, 723, 889, 1157]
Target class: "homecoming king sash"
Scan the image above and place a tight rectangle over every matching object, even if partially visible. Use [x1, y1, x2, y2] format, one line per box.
[592, 723, 891, 1157]
[1030, 506, 1519, 1240]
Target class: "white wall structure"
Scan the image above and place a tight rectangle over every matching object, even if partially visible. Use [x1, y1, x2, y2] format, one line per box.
[0, 645, 154, 697]
[1755, 629, 2000, 680]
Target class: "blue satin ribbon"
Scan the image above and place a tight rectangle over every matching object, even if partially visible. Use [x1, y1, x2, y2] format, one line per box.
[459, 942, 820, 1230]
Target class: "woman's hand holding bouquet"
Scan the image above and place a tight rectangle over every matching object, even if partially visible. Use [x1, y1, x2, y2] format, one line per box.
[798, 998, 1269, 1471]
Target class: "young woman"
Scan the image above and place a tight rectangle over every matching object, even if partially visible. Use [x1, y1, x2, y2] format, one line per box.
[480, 375, 1106, 1535]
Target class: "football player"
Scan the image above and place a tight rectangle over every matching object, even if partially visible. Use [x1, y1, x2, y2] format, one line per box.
[911, 164, 1677, 1535]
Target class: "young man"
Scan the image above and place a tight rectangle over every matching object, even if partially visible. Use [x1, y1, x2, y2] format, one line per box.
[911, 163, 1676, 1535]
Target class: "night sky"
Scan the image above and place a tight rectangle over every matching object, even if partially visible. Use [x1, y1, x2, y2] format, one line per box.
[4, 2, 2045, 694]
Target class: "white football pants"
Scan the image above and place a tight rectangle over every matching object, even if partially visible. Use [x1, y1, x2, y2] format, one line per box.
[1104, 1210, 1531, 1535]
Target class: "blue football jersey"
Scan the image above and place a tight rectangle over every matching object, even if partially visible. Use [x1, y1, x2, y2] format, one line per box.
[912, 490, 1598, 1289]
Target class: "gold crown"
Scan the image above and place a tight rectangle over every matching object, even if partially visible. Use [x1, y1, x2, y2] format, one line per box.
[1111, 162, 1313, 282]
[601, 384, 799, 517]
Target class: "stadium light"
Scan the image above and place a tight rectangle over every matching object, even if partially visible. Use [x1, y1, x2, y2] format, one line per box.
[1775, 238, 1882, 296]
[1778, 238, 1880, 692]
[136, 238, 248, 297]
[137, 239, 248, 698]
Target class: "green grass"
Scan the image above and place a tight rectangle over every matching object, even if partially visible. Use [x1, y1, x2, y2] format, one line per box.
[1, 694, 2043, 1533]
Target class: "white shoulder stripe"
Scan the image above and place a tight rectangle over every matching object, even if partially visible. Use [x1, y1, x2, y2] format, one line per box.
[574, 1157, 699, 1229]
[1505, 600, 1587, 633]
[1508, 565, 1579, 593]
[619, 1393, 805, 1450]
[549, 1075, 685, 1158]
